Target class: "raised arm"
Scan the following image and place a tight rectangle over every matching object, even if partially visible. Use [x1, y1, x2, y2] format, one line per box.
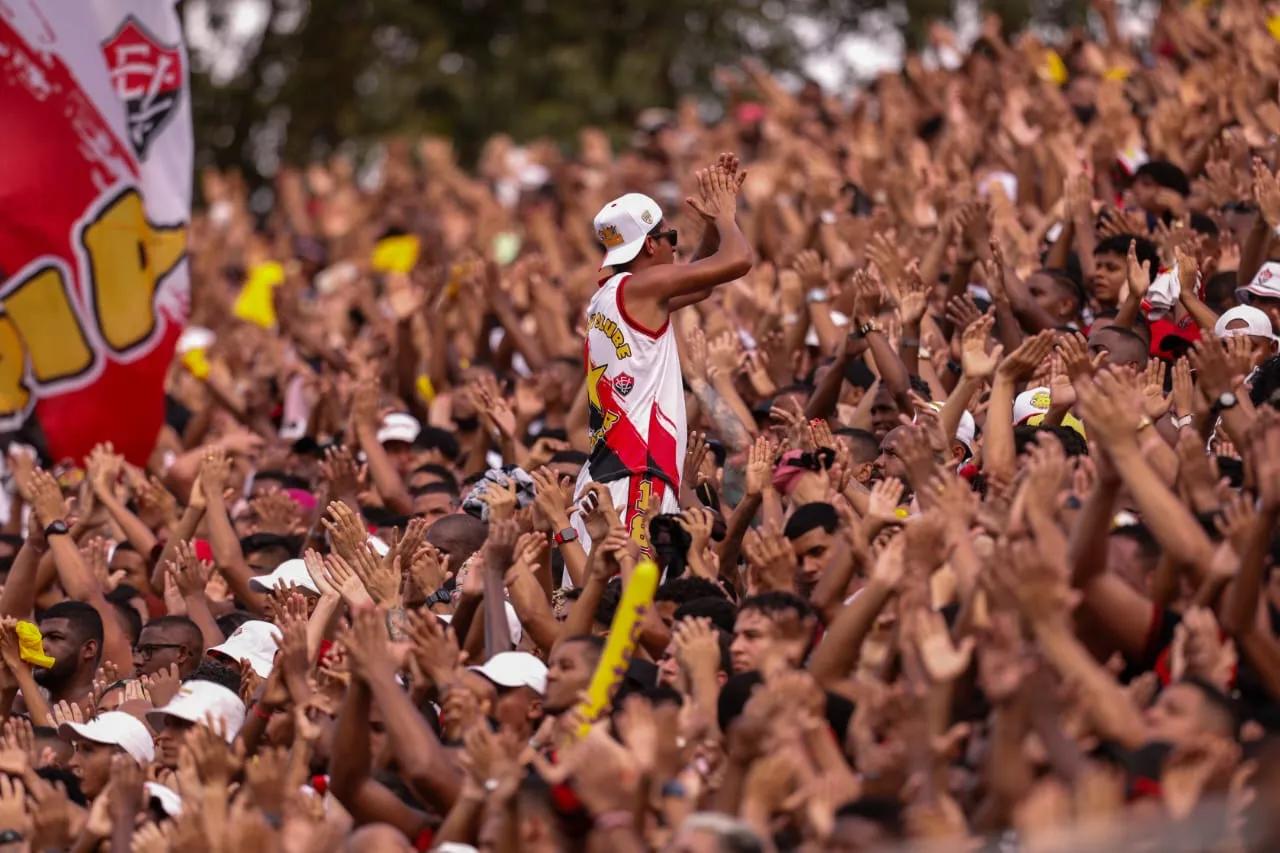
[28, 470, 133, 672]
[623, 157, 753, 317]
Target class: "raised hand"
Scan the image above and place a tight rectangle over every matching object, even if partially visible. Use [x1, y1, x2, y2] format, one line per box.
[745, 435, 776, 498]
[167, 539, 211, 599]
[318, 445, 362, 498]
[686, 153, 745, 222]
[958, 313, 1000, 379]
[997, 331, 1055, 382]
[323, 554, 375, 608]
[347, 542, 399, 605]
[742, 521, 797, 593]
[322, 501, 367, 561]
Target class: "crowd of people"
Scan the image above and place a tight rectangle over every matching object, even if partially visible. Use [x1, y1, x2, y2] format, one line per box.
[2, 0, 1280, 850]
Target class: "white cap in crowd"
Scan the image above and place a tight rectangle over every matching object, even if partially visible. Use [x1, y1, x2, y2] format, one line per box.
[59, 711, 155, 764]
[468, 651, 548, 695]
[439, 599, 522, 645]
[1236, 261, 1280, 304]
[248, 557, 320, 595]
[147, 681, 247, 742]
[210, 620, 282, 678]
[376, 412, 421, 446]
[144, 782, 183, 816]
[593, 193, 664, 267]
[1013, 387, 1052, 424]
[925, 401, 975, 452]
[1214, 305, 1278, 345]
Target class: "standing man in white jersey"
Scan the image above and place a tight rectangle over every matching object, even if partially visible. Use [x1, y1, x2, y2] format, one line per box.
[570, 154, 753, 555]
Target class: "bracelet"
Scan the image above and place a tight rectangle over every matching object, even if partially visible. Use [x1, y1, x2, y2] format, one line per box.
[1135, 415, 1153, 432]
[858, 320, 882, 336]
[0, 832, 23, 844]
[1171, 413, 1193, 429]
[781, 312, 800, 325]
[805, 288, 829, 304]
[593, 810, 635, 832]
[946, 359, 963, 375]
[660, 779, 688, 798]
[253, 703, 273, 721]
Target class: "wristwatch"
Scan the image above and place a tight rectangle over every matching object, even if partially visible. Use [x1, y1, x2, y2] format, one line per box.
[1171, 413, 1194, 429]
[1210, 391, 1238, 416]
[43, 520, 69, 539]
[805, 288, 828, 304]
[554, 527, 579, 546]
[426, 588, 452, 607]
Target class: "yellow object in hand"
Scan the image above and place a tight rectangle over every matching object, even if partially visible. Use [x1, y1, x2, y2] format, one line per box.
[415, 375, 436, 404]
[372, 235, 420, 274]
[572, 559, 659, 738]
[1042, 50, 1068, 85]
[233, 262, 284, 329]
[182, 348, 211, 380]
[15, 621, 55, 669]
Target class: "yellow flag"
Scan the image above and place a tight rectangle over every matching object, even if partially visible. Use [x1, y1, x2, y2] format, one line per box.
[1268, 16, 1280, 42]
[1042, 50, 1068, 85]
[182, 348, 211, 380]
[233, 261, 284, 328]
[416, 375, 436, 404]
[372, 235, 420, 273]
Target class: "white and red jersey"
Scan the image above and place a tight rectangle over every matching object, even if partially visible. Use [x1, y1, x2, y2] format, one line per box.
[579, 273, 687, 491]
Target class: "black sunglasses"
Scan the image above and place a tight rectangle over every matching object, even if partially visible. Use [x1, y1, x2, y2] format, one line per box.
[651, 228, 678, 248]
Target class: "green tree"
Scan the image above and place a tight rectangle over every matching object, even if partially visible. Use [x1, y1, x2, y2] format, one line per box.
[186, 0, 1088, 183]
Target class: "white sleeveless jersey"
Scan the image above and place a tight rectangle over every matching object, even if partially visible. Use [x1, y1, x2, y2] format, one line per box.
[581, 273, 686, 489]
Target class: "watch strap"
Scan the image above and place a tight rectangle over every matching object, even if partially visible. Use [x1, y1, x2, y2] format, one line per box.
[554, 527, 579, 546]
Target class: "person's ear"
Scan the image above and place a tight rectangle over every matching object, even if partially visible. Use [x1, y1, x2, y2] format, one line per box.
[527, 699, 543, 721]
[82, 639, 99, 664]
[643, 235, 657, 257]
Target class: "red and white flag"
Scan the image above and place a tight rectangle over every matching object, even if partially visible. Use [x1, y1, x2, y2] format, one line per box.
[0, 0, 192, 466]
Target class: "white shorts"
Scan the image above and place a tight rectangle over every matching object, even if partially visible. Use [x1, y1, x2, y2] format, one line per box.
[565, 469, 680, 587]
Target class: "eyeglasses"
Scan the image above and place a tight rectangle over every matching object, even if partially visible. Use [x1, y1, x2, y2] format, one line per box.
[135, 643, 186, 661]
[652, 229, 678, 248]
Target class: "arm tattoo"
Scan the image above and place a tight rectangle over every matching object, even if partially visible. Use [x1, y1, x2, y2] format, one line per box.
[691, 382, 751, 506]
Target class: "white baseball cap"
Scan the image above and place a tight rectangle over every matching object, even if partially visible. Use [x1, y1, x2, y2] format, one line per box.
[468, 651, 547, 695]
[1236, 261, 1280, 304]
[594, 193, 664, 267]
[176, 326, 215, 355]
[925, 402, 975, 452]
[248, 558, 320, 595]
[376, 412, 421, 445]
[1013, 386, 1086, 436]
[1013, 386, 1052, 424]
[147, 681, 246, 742]
[59, 711, 155, 764]
[1214, 305, 1278, 343]
[438, 599, 523, 645]
[145, 782, 183, 816]
[209, 620, 281, 678]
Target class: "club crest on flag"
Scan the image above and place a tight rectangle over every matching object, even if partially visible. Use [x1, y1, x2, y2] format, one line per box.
[101, 14, 184, 161]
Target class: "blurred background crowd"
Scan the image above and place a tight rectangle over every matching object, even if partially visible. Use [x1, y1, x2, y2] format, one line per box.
[1, 0, 1280, 851]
